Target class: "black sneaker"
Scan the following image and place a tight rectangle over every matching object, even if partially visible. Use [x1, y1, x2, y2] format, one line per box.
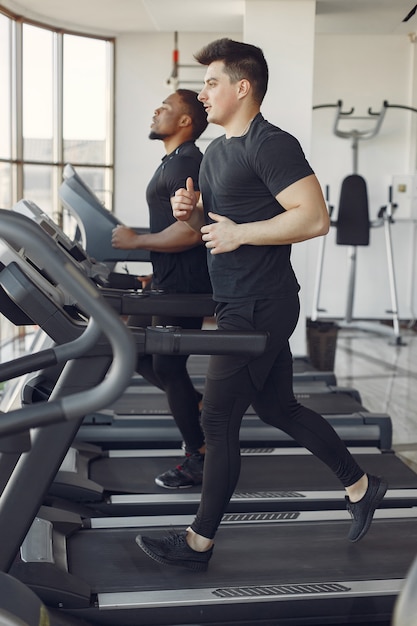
[346, 474, 388, 542]
[155, 452, 204, 489]
[136, 530, 213, 571]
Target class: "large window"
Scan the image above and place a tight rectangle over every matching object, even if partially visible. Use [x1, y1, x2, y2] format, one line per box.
[0, 6, 114, 223]
[0, 5, 114, 347]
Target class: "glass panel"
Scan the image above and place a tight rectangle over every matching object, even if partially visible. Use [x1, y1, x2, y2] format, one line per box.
[63, 35, 108, 164]
[0, 13, 11, 159]
[22, 24, 54, 161]
[23, 164, 54, 216]
[0, 162, 12, 208]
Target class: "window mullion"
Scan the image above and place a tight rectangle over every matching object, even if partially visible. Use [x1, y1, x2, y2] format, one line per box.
[53, 30, 64, 225]
[11, 18, 23, 204]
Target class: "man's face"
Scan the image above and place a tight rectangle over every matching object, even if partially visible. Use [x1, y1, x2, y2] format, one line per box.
[149, 92, 185, 140]
[198, 60, 240, 127]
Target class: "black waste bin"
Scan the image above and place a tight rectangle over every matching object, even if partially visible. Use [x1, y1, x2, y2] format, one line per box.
[306, 319, 339, 371]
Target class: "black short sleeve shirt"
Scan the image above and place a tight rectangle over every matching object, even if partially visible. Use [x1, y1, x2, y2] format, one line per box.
[199, 114, 314, 302]
[146, 141, 212, 294]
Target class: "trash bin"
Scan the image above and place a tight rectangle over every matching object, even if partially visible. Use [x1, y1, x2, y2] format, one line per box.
[306, 319, 339, 371]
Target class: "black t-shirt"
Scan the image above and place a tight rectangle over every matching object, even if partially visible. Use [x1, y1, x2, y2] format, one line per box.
[146, 141, 212, 294]
[199, 113, 314, 302]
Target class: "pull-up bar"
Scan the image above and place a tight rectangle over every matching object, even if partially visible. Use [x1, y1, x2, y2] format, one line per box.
[166, 31, 202, 90]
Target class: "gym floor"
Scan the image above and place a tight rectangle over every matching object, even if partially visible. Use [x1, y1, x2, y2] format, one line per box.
[334, 322, 417, 472]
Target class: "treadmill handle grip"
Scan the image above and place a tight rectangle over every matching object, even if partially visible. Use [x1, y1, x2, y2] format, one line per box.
[142, 326, 269, 356]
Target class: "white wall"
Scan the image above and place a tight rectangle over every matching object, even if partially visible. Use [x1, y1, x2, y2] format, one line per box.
[308, 34, 417, 322]
[113, 24, 417, 332]
[114, 31, 239, 225]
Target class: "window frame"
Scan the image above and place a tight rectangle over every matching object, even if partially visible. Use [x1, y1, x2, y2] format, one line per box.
[0, 4, 115, 220]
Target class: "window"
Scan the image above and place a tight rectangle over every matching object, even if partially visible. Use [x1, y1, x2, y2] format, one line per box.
[0, 6, 114, 221]
[0, 5, 114, 347]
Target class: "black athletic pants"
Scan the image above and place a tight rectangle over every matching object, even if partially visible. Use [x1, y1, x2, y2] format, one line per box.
[191, 294, 365, 539]
[129, 313, 205, 453]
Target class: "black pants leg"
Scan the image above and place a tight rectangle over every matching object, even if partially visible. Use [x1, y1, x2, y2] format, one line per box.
[191, 295, 364, 539]
[135, 314, 205, 453]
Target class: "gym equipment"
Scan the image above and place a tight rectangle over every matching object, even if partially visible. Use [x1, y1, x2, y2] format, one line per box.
[0, 571, 90, 626]
[5, 504, 417, 625]
[1, 207, 417, 626]
[59, 163, 150, 271]
[58, 166, 340, 382]
[311, 100, 417, 344]
[165, 31, 203, 91]
[392, 552, 417, 626]
[0, 203, 392, 450]
[0, 204, 397, 520]
[9, 199, 344, 409]
[0, 205, 266, 495]
[12, 199, 394, 451]
[0, 572, 73, 626]
[75, 381, 393, 450]
[45, 445, 417, 517]
[0, 572, 47, 626]
[17, 327, 391, 451]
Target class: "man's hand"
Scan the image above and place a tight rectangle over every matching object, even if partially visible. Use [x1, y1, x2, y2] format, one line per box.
[201, 212, 242, 255]
[111, 225, 139, 249]
[172, 177, 198, 222]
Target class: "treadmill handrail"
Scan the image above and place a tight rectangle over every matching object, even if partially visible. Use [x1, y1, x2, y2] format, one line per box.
[0, 316, 103, 384]
[0, 209, 136, 435]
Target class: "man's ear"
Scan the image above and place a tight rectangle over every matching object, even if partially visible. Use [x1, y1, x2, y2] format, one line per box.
[180, 114, 192, 127]
[237, 79, 250, 99]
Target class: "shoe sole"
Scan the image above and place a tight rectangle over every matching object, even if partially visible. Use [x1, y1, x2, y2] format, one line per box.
[135, 535, 209, 572]
[154, 477, 201, 489]
[349, 478, 388, 543]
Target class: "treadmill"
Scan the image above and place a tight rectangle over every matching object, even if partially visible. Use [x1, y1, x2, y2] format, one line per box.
[59, 162, 151, 271]
[1, 337, 409, 518]
[59, 164, 338, 385]
[15, 196, 337, 390]
[11, 199, 393, 451]
[1, 208, 417, 626]
[0, 203, 397, 520]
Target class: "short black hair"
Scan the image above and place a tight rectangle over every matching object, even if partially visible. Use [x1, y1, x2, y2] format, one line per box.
[176, 88, 208, 140]
[194, 38, 268, 105]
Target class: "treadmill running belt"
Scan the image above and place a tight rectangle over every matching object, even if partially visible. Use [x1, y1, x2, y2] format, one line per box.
[69, 519, 416, 592]
[110, 390, 363, 416]
[185, 354, 336, 380]
[90, 451, 417, 495]
[61, 514, 417, 625]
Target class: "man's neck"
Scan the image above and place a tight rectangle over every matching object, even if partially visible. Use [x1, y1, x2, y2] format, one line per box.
[224, 107, 260, 139]
[163, 134, 191, 155]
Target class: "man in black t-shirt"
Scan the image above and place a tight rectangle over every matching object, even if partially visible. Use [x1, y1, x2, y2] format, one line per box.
[112, 89, 211, 488]
[136, 39, 387, 571]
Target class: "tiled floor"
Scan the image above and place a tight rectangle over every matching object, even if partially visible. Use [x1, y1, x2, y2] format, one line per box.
[333, 322, 417, 472]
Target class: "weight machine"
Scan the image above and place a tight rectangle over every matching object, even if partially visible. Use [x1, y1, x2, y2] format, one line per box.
[311, 100, 417, 345]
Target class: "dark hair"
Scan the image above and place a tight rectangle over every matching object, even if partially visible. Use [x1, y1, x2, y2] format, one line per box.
[194, 38, 268, 105]
[176, 88, 208, 140]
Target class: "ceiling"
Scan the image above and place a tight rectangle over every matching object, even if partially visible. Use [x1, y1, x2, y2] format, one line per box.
[0, 0, 416, 37]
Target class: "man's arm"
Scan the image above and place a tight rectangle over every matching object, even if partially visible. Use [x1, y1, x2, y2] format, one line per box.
[201, 175, 330, 255]
[112, 217, 204, 253]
